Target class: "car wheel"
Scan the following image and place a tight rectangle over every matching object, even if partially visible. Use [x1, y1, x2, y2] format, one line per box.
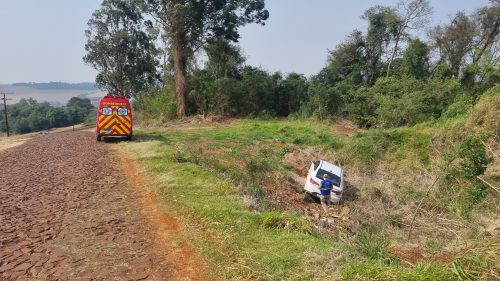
[97, 134, 102, 142]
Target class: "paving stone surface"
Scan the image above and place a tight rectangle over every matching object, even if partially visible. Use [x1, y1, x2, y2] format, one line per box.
[0, 131, 172, 280]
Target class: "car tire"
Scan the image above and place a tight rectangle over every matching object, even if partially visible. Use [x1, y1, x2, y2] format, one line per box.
[97, 134, 102, 142]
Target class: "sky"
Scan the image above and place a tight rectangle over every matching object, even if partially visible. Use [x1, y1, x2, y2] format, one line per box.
[0, 0, 491, 84]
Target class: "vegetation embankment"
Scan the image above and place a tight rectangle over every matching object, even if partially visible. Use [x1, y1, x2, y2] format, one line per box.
[121, 86, 499, 281]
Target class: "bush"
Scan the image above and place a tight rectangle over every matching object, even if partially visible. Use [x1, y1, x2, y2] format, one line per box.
[440, 94, 472, 120]
[342, 76, 462, 128]
[375, 91, 427, 127]
[457, 136, 491, 179]
[133, 87, 177, 121]
[261, 211, 311, 233]
[300, 82, 342, 120]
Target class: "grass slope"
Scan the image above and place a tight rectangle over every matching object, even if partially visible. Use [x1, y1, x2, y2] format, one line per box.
[119, 91, 500, 280]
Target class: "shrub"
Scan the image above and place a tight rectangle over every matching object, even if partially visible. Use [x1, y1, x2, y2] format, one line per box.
[440, 94, 472, 120]
[457, 136, 491, 179]
[245, 154, 271, 184]
[173, 147, 199, 164]
[133, 87, 177, 121]
[261, 211, 311, 233]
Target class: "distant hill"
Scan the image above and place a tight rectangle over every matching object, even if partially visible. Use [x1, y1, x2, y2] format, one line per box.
[12, 82, 98, 91]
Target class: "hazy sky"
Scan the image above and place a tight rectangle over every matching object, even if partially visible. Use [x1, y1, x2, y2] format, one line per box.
[0, 0, 491, 84]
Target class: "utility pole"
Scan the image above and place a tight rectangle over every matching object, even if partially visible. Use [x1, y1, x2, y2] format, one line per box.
[1, 92, 12, 137]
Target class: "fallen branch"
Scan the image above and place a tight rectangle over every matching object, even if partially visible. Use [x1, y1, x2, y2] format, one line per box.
[407, 174, 441, 241]
[477, 176, 500, 195]
[482, 141, 500, 162]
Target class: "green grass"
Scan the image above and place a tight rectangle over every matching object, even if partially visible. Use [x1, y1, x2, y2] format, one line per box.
[120, 135, 342, 280]
[120, 118, 499, 280]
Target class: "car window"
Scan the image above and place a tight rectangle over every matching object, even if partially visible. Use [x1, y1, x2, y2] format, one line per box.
[313, 160, 320, 171]
[102, 107, 112, 115]
[316, 169, 341, 187]
[117, 107, 128, 116]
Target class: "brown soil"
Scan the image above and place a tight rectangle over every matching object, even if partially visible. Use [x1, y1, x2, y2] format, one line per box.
[0, 131, 211, 280]
[389, 243, 500, 266]
[388, 246, 425, 266]
[117, 152, 213, 281]
[331, 121, 361, 137]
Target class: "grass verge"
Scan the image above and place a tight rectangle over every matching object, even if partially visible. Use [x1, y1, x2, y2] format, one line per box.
[119, 116, 499, 280]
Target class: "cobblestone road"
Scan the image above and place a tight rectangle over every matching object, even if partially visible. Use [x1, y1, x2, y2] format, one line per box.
[0, 131, 172, 280]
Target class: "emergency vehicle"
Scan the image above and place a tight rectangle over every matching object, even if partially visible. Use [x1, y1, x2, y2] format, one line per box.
[96, 96, 132, 141]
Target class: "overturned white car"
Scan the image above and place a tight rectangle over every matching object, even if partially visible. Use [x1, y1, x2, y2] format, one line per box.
[304, 160, 344, 203]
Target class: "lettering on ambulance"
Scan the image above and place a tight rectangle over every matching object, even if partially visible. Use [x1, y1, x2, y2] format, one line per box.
[102, 102, 127, 106]
[98, 105, 131, 135]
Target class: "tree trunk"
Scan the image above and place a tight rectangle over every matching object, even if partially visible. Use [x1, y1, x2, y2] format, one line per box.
[386, 38, 400, 77]
[473, 19, 500, 64]
[172, 32, 188, 118]
[386, 30, 402, 78]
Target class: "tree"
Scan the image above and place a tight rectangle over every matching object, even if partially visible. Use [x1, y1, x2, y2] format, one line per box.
[277, 73, 308, 116]
[471, 2, 500, 64]
[362, 6, 399, 85]
[385, 0, 432, 77]
[143, 0, 269, 117]
[205, 37, 245, 79]
[400, 39, 430, 79]
[430, 12, 475, 77]
[324, 30, 366, 85]
[67, 97, 94, 110]
[84, 0, 160, 98]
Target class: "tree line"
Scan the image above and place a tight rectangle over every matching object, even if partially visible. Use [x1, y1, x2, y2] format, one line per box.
[84, 0, 499, 127]
[0, 97, 95, 134]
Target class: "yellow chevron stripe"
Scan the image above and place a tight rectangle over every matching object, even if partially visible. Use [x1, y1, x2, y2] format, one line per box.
[113, 125, 125, 134]
[99, 115, 114, 129]
[116, 115, 128, 123]
[119, 125, 130, 134]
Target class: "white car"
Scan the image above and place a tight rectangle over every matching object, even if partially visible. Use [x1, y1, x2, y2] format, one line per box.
[304, 160, 344, 203]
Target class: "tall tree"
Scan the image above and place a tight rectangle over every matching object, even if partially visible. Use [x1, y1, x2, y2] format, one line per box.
[324, 30, 366, 85]
[362, 6, 398, 85]
[84, 0, 160, 98]
[385, 0, 432, 77]
[205, 37, 245, 79]
[143, 0, 269, 117]
[471, 2, 500, 64]
[400, 39, 430, 79]
[429, 12, 475, 77]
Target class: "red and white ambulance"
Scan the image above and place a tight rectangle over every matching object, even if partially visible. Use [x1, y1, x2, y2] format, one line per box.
[96, 96, 133, 141]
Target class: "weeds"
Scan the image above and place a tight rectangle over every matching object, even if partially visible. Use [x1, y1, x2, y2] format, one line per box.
[173, 146, 199, 164]
[261, 211, 312, 234]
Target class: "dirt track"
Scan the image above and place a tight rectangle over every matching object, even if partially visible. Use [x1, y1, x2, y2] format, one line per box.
[0, 131, 209, 281]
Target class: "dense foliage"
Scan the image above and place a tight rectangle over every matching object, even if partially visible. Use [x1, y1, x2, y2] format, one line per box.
[124, 0, 498, 128]
[83, 0, 160, 98]
[0, 97, 95, 134]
